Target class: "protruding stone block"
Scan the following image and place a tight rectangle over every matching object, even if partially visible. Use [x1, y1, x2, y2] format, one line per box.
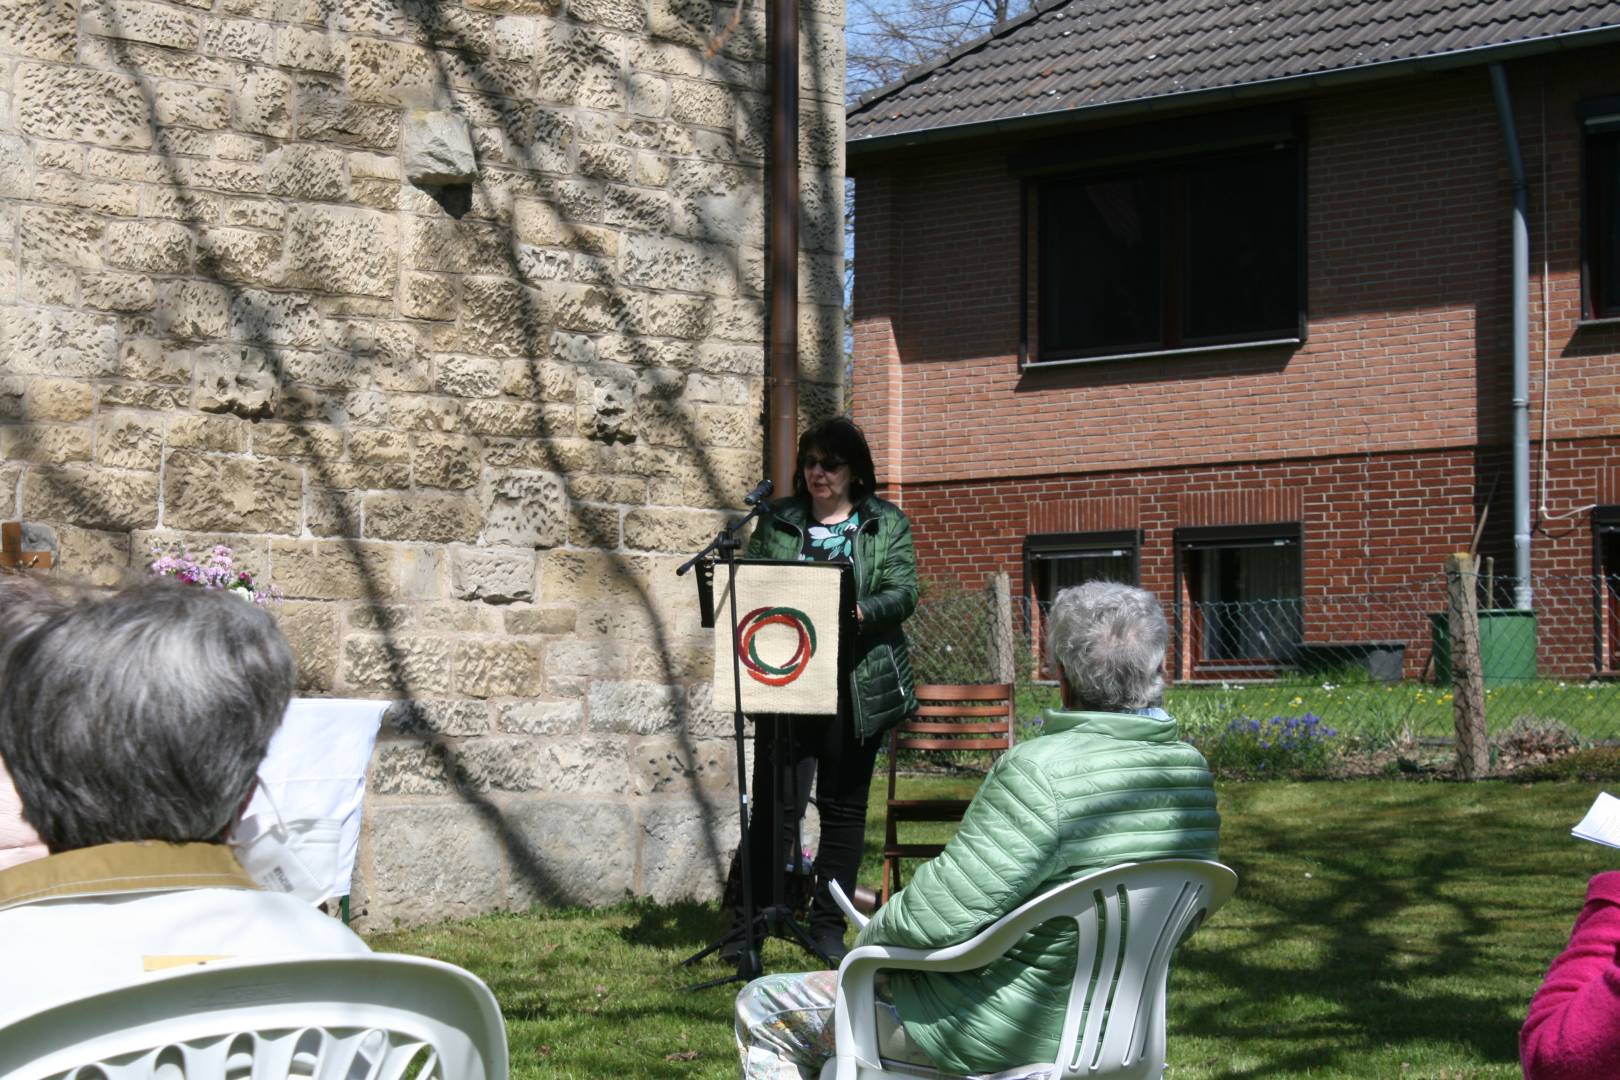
[403, 108, 478, 185]
[451, 547, 536, 603]
[194, 344, 279, 420]
[483, 470, 567, 548]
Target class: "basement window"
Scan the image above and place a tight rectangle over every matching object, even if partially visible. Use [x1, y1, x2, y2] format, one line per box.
[1177, 524, 1303, 673]
[1026, 531, 1139, 677]
[1024, 142, 1305, 365]
[1599, 508, 1620, 672]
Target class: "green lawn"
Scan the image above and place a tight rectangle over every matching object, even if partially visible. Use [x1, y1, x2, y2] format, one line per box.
[1014, 680, 1620, 745]
[369, 778, 1612, 1079]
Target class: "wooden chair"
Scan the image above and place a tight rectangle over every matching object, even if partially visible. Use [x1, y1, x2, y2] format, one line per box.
[881, 683, 1016, 904]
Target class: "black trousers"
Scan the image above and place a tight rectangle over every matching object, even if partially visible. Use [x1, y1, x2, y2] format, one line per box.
[744, 707, 883, 933]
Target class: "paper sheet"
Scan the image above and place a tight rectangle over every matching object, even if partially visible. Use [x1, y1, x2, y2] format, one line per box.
[1572, 791, 1620, 849]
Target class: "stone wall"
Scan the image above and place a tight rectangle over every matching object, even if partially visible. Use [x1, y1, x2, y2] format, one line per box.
[0, 0, 844, 927]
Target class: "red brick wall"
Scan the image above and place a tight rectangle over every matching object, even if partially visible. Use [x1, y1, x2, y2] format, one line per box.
[850, 55, 1620, 489]
[891, 439, 1620, 677]
[849, 53, 1620, 676]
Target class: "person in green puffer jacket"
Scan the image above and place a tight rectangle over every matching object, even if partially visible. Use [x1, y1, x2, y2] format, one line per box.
[734, 581, 1218, 1080]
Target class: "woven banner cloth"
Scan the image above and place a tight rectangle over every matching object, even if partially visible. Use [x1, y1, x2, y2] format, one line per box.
[712, 560, 845, 715]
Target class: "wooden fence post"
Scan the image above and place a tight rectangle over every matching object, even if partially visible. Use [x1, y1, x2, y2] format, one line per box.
[985, 572, 1015, 685]
[1446, 553, 1490, 779]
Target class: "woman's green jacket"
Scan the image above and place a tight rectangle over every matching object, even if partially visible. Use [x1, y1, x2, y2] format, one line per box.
[743, 493, 919, 740]
[853, 708, 1221, 1075]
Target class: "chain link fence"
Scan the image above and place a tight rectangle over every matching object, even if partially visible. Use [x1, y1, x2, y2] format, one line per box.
[904, 573, 1620, 748]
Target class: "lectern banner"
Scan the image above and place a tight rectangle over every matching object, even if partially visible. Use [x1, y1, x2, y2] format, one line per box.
[712, 560, 845, 715]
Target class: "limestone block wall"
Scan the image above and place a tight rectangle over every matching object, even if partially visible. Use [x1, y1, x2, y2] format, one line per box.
[0, 0, 844, 927]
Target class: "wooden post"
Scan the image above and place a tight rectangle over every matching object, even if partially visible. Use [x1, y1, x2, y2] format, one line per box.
[1446, 553, 1489, 779]
[985, 572, 1015, 685]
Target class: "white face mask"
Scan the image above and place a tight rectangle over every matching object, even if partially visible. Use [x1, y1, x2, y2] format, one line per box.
[228, 781, 341, 906]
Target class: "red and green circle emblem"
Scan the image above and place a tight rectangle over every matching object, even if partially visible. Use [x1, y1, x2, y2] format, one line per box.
[736, 606, 818, 686]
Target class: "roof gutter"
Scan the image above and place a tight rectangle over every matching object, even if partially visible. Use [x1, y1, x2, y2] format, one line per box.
[847, 24, 1620, 162]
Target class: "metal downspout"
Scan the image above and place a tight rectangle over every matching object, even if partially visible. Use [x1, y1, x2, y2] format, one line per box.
[1490, 63, 1532, 610]
[766, 0, 801, 494]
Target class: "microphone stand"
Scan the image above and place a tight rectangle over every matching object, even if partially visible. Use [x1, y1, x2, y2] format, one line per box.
[676, 490, 831, 990]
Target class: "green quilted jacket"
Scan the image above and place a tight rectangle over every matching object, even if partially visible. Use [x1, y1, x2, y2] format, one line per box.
[743, 493, 918, 739]
[853, 708, 1220, 1075]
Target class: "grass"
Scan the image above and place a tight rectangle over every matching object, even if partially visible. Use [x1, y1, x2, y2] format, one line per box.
[367, 775, 1613, 1079]
[1014, 678, 1620, 745]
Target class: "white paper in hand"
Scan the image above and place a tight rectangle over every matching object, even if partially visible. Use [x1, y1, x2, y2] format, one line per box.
[1572, 792, 1620, 849]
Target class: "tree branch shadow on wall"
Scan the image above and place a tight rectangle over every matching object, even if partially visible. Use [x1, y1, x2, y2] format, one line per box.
[9, 0, 817, 927]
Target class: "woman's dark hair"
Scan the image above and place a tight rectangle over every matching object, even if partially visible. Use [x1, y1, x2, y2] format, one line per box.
[793, 417, 878, 504]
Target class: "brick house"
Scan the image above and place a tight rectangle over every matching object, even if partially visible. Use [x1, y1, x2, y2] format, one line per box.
[848, 0, 1620, 682]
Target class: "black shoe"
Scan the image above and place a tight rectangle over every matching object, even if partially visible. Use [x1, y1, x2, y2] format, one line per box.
[810, 924, 849, 966]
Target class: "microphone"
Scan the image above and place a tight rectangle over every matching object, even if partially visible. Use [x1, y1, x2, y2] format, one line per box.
[743, 478, 773, 506]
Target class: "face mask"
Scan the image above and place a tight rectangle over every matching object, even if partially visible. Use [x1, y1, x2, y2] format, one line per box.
[227, 781, 341, 906]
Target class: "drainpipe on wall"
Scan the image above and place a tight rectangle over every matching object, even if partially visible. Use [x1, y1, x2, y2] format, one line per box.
[1490, 62, 1533, 610]
[765, 0, 801, 494]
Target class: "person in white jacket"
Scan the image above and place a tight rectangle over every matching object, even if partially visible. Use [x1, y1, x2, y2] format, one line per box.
[0, 579, 369, 1024]
[0, 576, 57, 872]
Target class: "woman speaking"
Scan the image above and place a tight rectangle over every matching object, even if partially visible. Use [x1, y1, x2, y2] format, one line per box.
[727, 416, 918, 964]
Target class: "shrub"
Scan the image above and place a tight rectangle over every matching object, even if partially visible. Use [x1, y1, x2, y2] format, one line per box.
[1514, 746, 1620, 782]
[1196, 713, 1341, 778]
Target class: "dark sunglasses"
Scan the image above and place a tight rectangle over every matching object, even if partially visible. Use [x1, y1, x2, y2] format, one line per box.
[803, 455, 848, 472]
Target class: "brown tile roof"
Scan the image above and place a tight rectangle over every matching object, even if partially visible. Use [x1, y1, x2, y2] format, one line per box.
[847, 0, 1620, 151]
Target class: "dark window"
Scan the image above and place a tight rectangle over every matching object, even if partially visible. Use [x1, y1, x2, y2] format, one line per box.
[1033, 143, 1303, 362]
[1026, 531, 1139, 678]
[1584, 104, 1620, 319]
[1177, 525, 1302, 672]
[1599, 509, 1620, 671]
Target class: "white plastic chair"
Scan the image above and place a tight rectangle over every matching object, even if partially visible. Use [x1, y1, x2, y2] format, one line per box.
[0, 954, 508, 1080]
[821, 860, 1237, 1080]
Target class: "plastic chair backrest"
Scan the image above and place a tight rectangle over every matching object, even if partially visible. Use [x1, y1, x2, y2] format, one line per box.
[1045, 860, 1234, 1079]
[0, 954, 508, 1080]
[826, 860, 1235, 1080]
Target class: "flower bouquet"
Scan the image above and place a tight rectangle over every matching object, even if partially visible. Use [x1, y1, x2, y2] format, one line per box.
[148, 543, 278, 605]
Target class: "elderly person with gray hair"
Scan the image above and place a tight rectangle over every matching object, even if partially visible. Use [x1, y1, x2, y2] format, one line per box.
[735, 581, 1218, 1080]
[0, 580, 368, 1024]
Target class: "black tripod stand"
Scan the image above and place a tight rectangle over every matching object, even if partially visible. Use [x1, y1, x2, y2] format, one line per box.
[676, 486, 836, 990]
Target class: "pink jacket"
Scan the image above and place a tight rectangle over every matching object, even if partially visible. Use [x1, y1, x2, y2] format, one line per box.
[0, 760, 46, 871]
[1523, 872, 1620, 1080]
